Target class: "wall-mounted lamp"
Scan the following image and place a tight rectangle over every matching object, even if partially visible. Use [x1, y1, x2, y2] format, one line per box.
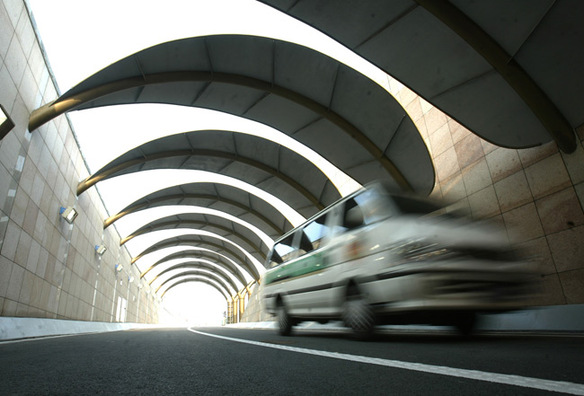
[128, 276, 134, 283]
[95, 244, 107, 255]
[59, 206, 78, 224]
[115, 263, 123, 272]
[0, 104, 15, 140]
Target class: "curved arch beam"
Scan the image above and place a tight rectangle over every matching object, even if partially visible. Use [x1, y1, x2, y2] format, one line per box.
[105, 192, 285, 235]
[140, 248, 248, 285]
[132, 235, 262, 281]
[155, 270, 234, 296]
[29, 72, 411, 191]
[122, 219, 268, 258]
[76, 147, 325, 210]
[151, 263, 240, 294]
[160, 277, 230, 301]
[415, 0, 575, 153]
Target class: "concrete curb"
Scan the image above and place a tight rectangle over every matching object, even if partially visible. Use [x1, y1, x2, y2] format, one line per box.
[0, 317, 161, 341]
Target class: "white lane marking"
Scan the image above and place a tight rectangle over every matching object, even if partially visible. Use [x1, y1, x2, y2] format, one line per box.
[189, 328, 584, 395]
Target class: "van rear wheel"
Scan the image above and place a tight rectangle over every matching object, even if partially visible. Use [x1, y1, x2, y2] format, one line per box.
[277, 303, 293, 336]
[343, 290, 375, 340]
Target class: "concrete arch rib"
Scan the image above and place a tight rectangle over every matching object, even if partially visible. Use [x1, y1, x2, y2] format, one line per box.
[105, 182, 291, 237]
[125, 217, 268, 263]
[140, 248, 248, 286]
[258, 1, 578, 152]
[77, 130, 337, 217]
[147, 260, 242, 292]
[155, 270, 234, 295]
[121, 212, 272, 258]
[132, 234, 262, 281]
[29, 35, 435, 194]
[160, 277, 230, 300]
[152, 267, 237, 296]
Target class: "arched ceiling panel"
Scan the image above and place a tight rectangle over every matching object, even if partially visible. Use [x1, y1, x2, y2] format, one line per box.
[160, 277, 229, 300]
[152, 268, 238, 296]
[131, 234, 262, 281]
[79, 130, 335, 219]
[105, 182, 292, 237]
[155, 270, 235, 296]
[121, 213, 271, 258]
[259, 0, 581, 152]
[147, 260, 243, 290]
[140, 248, 248, 286]
[30, 35, 435, 194]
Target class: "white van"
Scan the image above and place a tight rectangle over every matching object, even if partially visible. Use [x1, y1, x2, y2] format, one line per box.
[262, 183, 536, 338]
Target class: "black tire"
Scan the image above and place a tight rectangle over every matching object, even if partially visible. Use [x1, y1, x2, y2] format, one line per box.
[343, 289, 375, 340]
[277, 303, 293, 336]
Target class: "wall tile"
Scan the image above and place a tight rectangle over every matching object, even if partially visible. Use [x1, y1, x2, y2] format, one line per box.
[0, 255, 13, 296]
[0, 4, 14, 56]
[429, 123, 453, 157]
[424, 106, 449, 135]
[559, 269, 584, 304]
[468, 185, 500, 219]
[462, 158, 491, 195]
[518, 141, 558, 169]
[0, 63, 18, 111]
[4, 31, 26, 85]
[480, 139, 498, 155]
[15, 228, 30, 267]
[532, 274, 566, 305]
[535, 187, 584, 235]
[546, 225, 584, 273]
[434, 146, 459, 182]
[503, 203, 544, 243]
[486, 147, 522, 183]
[6, 262, 24, 300]
[448, 119, 471, 145]
[516, 236, 554, 276]
[494, 170, 532, 213]
[525, 153, 572, 200]
[405, 97, 423, 124]
[2, 298, 17, 316]
[455, 133, 484, 169]
[18, 268, 34, 305]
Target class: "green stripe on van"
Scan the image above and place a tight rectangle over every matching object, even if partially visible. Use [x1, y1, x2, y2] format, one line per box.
[264, 250, 326, 285]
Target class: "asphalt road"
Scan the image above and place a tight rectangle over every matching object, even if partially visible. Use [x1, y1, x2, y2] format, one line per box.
[1, 326, 583, 395]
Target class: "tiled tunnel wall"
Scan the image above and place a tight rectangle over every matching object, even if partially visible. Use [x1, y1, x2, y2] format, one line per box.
[0, 1, 159, 323]
[388, 80, 584, 306]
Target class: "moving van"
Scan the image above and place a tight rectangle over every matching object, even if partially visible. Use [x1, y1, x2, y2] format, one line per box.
[262, 183, 535, 338]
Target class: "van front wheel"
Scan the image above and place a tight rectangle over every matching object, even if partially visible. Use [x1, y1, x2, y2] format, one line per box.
[343, 291, 375, 340]
[277, 303, 293, 336]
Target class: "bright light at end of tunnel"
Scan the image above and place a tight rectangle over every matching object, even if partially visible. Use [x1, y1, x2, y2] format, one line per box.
[159, 282, 228, 326]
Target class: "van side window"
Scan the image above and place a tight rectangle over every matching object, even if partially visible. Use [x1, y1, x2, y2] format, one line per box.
[342, 198, 365, 230]
[268, 234, 297, 268]
[298, 214, 330, 256]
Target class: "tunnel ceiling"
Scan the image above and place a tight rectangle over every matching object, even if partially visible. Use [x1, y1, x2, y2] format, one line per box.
[29, 35, 435, 194]
[77, 130, 342, 219]
[259, 0, 583, 153]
